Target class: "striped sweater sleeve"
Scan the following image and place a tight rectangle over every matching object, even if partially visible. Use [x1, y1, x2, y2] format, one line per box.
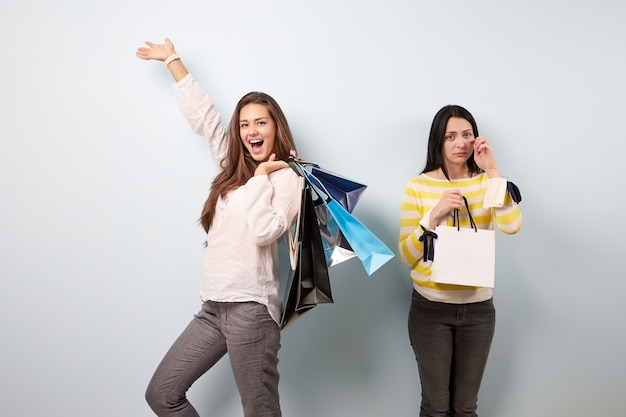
[483, 177, 522, 234]
[398, 181, 425, 266]
[494, 191, 522, 234]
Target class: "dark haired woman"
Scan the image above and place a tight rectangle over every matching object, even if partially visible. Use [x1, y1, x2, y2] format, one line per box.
[398, 105, 522, 416]
[137, 38, 301, 417]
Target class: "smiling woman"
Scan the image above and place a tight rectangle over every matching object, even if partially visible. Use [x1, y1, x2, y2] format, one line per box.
[239, 102, 276, 161]
[136, 38, 302, 417]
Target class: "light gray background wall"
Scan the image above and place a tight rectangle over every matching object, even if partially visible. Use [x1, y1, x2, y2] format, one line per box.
[1, 0, 624, 416]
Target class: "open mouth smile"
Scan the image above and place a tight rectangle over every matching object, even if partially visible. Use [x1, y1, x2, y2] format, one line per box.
[250, 139, 264, 149]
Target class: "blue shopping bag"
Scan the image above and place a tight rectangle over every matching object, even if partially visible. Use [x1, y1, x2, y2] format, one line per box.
[291, 158, 395, 276]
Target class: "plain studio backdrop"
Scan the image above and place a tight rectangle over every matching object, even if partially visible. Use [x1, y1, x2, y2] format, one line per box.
[1, 0, 624, 416]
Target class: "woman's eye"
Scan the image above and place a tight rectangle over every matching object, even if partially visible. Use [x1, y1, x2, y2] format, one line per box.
[240, 123, 248, 128]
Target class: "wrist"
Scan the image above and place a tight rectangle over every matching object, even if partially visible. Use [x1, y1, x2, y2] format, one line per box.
[164, 53, 180, 66]
[485, 169, 501, 178]
[428, 210, 443, 229]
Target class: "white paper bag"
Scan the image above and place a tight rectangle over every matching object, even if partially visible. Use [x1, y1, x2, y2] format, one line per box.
[430, 225, 495, 288]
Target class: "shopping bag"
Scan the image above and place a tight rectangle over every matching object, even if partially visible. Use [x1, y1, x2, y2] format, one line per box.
[323, 198, 395, 275]
[294, 160, 395, 276]
[429, 197, 495, 288]
[288, 158, 358, 268]
[313, 202, 357, 267]
[280, 182, 333, 330]
[310, 166, 367, 213]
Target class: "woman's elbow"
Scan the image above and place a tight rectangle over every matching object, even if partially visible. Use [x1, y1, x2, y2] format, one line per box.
[252, 225, 288, 246]
[253, 234, 279, 247]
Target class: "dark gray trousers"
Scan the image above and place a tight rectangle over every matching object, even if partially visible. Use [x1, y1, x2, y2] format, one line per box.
[408, 289, 495, 417]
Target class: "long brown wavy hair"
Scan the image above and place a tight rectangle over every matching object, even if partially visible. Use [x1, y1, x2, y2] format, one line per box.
[199, 92, 297, 233]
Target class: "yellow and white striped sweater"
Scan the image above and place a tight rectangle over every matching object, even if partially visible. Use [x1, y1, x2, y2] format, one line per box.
[398, 173, 522, 304]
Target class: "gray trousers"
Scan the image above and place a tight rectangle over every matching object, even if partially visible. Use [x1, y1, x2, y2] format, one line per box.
[146, 300, 282, 417]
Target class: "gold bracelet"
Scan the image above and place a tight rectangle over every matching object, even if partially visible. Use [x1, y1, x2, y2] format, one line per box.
[164, 53, 180, 66]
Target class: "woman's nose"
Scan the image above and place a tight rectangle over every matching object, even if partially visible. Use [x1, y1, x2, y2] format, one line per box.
[456, 137, 469, 147]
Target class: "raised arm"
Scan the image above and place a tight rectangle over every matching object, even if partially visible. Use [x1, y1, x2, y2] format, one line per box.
[136, 37, 228, 163]
[136, 37, 189, 82]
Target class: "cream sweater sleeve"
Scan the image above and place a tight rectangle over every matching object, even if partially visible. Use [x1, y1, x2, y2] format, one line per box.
[172, 73, 228, 164]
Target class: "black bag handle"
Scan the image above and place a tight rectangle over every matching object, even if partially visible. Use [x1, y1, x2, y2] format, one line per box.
[452, 196, 478, 232]
[420, 195, 477, 263]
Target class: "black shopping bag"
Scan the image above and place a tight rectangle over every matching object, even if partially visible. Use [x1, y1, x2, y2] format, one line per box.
[280, 182, 333, 330]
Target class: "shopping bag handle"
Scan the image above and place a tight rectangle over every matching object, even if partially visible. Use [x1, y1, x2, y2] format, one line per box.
[287, 156, 305, 177]
[289, 156, 334, 203]
[452, 196, 478, 232]
[288, 156, 320, 173]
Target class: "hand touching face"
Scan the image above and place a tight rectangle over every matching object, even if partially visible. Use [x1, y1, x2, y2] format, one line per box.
[472, 136, 499, 174]
[442, 117, 500, 177]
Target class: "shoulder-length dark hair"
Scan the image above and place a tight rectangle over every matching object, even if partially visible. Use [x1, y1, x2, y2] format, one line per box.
[421, 105, 481, 181]
[199, 91, 297, 233]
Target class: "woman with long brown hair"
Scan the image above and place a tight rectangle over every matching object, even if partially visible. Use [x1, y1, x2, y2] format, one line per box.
[137, 37, 302, 417]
